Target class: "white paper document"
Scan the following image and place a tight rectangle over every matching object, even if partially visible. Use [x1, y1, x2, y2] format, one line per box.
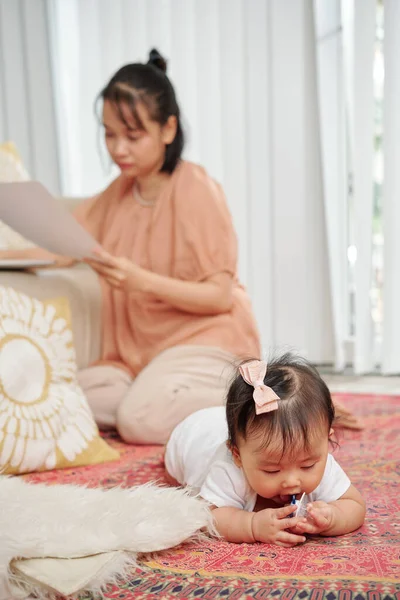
[0, 182, 99, 259]
[0, 259, 55, 270]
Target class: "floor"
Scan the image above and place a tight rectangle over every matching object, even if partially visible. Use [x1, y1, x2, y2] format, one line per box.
[321, 373, 400, 395]
[26, 394, 400, 599]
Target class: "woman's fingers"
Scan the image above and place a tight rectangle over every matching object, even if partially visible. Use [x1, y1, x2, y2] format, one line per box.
[88, 248, 117, 268]
[86, 259, 114, 272]
[86, 260, 122, 279]
[85, 259, 127, 289]
[90, 246, 112, 259]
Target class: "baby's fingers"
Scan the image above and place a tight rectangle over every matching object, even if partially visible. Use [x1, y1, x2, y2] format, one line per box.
[275, 541, 299, 548]
[292, 519, 319, 535]
[275, 504, 297, 519]
[307, 506, 329, 528]
[279, 516, 305, 530]
[276, 531, 306, 546]
[288, 519, 308, 533]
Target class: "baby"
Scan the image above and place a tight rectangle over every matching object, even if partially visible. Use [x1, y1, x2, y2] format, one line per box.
[165, 353, 365, 546]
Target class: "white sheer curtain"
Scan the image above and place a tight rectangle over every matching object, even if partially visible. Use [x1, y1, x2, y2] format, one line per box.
[351, 0, 376, 374]
[382, 0, 400, 374]
[313, 1, 348, 371]
[0, 0, 60, 193]
[47, 0, 333, 363]
[315, 0, 376, 374]
[316, 0, 400, 374]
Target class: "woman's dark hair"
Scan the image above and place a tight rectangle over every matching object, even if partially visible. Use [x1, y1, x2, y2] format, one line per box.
[97, 48, 184, 173]
[226, 353, 335, 457]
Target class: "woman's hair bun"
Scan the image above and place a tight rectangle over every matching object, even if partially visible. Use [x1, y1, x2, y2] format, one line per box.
[148, 48, 167, 73]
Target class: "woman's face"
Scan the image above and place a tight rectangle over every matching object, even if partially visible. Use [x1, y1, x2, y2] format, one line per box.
[102, 99, 175, 179]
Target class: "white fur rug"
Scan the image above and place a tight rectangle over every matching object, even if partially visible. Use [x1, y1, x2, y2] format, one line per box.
[0, 476, 213, 599]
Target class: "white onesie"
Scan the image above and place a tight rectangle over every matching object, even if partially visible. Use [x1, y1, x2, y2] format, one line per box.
[165, 406, 351, 511]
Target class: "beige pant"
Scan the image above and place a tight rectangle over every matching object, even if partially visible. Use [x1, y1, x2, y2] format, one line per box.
[77, 345, 236, 445]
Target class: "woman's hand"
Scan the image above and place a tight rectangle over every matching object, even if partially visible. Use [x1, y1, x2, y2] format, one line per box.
[85, 248, 151, 293]
[85, 248, 233, 316]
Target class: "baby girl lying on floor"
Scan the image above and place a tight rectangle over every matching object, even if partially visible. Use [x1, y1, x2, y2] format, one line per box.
[165, 353, 366, 546]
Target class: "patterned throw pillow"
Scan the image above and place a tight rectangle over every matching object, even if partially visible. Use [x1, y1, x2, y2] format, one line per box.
[0, 141, 35, 250]
[0, 286, 119, 474]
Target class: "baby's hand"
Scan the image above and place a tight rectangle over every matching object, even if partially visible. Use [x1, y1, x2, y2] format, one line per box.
[251, 504, 306, 547]
[291, 501, 335, 535]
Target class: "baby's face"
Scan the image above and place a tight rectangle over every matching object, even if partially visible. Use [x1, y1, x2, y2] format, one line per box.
[232, 427, 332, 504]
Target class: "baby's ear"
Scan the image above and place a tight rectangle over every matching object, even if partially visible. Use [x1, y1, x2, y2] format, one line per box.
[328, 427, 338, 446]
[226, 441, 242, 467]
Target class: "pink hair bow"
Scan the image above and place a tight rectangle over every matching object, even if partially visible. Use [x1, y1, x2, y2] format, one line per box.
[239, 360, 280, 415]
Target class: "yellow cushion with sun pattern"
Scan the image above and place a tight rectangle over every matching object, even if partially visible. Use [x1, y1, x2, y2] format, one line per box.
[0, 286, 119, 474]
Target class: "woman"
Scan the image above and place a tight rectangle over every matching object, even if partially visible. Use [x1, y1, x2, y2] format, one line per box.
[11, 49, 261, 444]
[1, 50, 360, 442]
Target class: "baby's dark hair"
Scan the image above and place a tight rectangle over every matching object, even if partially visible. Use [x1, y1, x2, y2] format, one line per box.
[226, 353, 335, 456]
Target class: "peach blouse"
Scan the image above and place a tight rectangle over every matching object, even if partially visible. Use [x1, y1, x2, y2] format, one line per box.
[74, 161, 260, 376]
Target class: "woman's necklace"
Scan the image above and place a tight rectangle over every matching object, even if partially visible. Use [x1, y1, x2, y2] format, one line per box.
[133, 183, 156, 207]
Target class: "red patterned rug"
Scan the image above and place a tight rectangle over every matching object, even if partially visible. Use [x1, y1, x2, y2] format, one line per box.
[26, 394, 400, 599]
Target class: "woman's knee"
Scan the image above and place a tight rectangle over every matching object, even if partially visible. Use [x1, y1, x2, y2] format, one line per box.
[116, 401, 172, 445]
[115, 373, 226, 445]
[77, 365, 132, 392]
[116, 380, 189, 444]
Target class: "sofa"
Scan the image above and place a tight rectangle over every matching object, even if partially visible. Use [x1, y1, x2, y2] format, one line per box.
[0, 197, 101, 370]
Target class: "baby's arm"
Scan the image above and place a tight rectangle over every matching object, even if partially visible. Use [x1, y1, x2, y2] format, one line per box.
[294, 484, 365, 537]
[213, 504, 306, 547]
[318, 484, 365, 535]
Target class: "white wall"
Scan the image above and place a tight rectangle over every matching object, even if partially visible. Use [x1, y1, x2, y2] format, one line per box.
[47, 0, 333, 363]
[0, 0, 60, 194]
